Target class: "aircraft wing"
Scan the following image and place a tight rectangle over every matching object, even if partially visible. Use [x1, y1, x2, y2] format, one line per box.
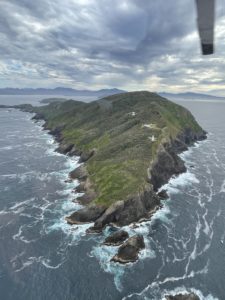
[196, 0, 215, 55]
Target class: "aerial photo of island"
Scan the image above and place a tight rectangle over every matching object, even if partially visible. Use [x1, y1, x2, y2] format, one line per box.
[0, 1, 224, 300]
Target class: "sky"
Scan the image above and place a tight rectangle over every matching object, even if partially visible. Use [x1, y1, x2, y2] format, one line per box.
[0, 0, 225, 95]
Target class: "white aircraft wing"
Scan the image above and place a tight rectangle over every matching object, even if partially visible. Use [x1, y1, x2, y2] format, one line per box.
[196, 0, 215, 55]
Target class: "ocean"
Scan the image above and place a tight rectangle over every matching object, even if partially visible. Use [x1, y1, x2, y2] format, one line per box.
[0, 95, 225, 300]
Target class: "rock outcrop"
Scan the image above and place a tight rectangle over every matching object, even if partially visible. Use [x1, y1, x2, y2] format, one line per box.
[56, 142, 74, 155]
[69, 166, 97, 204]
[78, 149, 95, 163]
[157, 189, 169, 200]
[88, 185, 160, 232]
[103, 230, 129, 246]
[76, 189, 97, 205]
[150, 142, 187, 191]
[69, 165, 88, 181]
[111, 235, 145, 263]
[165, 293, 200, 300]
[150, 129, 206, 191]
[65, 205, 106, 225]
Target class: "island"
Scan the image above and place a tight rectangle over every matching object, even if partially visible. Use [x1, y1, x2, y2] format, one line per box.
[4, 91, 207, 263]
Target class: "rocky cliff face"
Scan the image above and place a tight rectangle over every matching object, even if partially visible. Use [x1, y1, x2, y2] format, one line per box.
[91, 185, 160, 230]
[150, 129, 207, 190]
[65, 163, 161, 231]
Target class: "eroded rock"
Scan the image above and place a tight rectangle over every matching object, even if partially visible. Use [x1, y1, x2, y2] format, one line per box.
[165, 293, 200, 300]
[65, 205, 106, 225]
[111, 234, 145, 263]
[76, 190, 97, 205]
[92, 185, 160, 231]
[75, 182, 86, 193]
[69, 165, 88, 180]
[150, 144, 186, 191]
[68, 145, 82, 157]
[56, 143, 74, 154]
[78, 149, 95, 163]
[157, 189, 169, 200]
[104, 230, 129, 246]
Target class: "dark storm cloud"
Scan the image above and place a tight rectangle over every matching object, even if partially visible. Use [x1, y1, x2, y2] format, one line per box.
[0, 0, 225, 93]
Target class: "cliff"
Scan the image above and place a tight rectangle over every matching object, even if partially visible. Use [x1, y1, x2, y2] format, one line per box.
[27, 91, 206, 231]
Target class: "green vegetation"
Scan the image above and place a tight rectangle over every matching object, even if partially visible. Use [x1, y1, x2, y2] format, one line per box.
[33, 91, 203, 206]
[40, 98, 70, 104]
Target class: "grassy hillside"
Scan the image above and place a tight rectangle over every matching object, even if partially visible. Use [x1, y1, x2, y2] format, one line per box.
[33, 91, 203, 206]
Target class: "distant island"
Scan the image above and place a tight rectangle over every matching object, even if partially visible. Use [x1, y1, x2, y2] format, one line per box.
[159, 92, 225, 101]
[0, 87, 126, 97]
[3, 91, 206, 263]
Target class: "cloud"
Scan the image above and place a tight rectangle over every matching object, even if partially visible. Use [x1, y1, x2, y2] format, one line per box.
[0, 0, 225, 94]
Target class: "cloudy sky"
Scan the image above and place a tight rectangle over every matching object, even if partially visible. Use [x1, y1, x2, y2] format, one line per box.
[0, 0, 225, 94]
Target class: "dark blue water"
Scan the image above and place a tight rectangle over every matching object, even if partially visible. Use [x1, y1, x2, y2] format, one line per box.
[0, 97, 225, 300]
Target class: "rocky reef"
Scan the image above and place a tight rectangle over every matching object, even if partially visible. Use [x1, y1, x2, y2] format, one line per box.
[111, 235, 145, 263]
[165, 293, 200, 300]
[103, 230, 129, 246]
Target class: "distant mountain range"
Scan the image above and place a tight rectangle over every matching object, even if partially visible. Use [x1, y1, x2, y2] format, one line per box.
[0, 87, 126, 97]
[0, 88, 224, 102]
[159, 92, 225, 101]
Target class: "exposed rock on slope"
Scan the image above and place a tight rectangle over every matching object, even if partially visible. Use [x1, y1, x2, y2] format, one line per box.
[90, 185, 160, 231]
[150, 130, 206, 190]
[157, 189, 169, 200]
[65, 205, 106, 225]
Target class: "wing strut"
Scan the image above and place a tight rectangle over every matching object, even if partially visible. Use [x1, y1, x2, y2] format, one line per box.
[196, 0, 215, 55]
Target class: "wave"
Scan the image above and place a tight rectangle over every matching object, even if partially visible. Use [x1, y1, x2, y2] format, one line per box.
[90, 244, 125, 291]
[45, 147, 65, 157]
[41, 258, 65, 269]
[0, 145, 15, 151]
[162, 171, 199, 196]
[123, 263, 213, 300]
[13, 256, 43, 273]
[124, 287, 218, 300]
[161, 288, 219, 300]
[9, 197, 36, 210]
[220, 179, 225, 193]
